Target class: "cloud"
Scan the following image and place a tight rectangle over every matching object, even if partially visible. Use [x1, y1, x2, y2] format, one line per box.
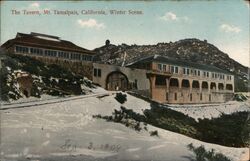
[220, 24, 241, 33]
[159, 12, 190, 22]
[29, 2, 40, 8]
[161, 12, 177, 21]
[77, 19, 105, 29]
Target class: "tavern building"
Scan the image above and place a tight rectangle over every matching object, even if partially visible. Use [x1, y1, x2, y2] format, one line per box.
[127, 55, 234, 104]
[1, 32, 94, 62]
[1, 32, 234, 104]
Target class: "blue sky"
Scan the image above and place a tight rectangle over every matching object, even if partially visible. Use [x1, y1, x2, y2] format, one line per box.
[1, 0, 249, 67]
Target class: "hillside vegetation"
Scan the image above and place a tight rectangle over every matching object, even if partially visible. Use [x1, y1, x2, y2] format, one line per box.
[95, 96, 250, 148]
[0, 52, 95, 101]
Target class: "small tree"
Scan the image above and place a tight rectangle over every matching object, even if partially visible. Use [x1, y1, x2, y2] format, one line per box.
[115, 92, 127, 104]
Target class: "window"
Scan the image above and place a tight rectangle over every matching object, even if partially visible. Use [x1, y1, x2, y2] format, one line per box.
[218, 83, 224, 90]
[170, 66, 179, 74]
[198, 70, 200, 76]
[97, 69, 101, 77]
[200, 93, 202, 101]
[202, 81, 208, 89]
[174, 93, 177, 101]
[166, 92, 168, 101]
[182, 79, 190, 88]
[163, 64, 167, 71]
[226, 84, 233, 90]
[190, 93, 192, 101]
[58, 51, 64, 58]
[192, 80, 200, 89]
[207, 72, 209, 77]
[94, 68, 101, 77]
[53, 51, 57, 57]
[203, 71, 206, 77]
[155, 76, 166, 86]
[171, 66, 175, 73]
[183, 67, 186, 74]
[194, 70, 197, 76]
[157, 64, 162, 71]
[94, 68, 97, 77]
[183, 67, 189, 75]
[170, 78, 179, 87]
[134, 79, 138, 89]
[175, 66, 178, 74]
[210, 82, 216, 90]
[209, 94, 211, 101]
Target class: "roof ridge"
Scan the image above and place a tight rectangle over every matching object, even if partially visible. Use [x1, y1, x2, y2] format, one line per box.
[30, 32, 60, 39]
[128, 54, 231, 74]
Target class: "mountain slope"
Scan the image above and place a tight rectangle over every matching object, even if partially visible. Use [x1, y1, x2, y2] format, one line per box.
[94, 39, 249, 91]
[1, 93, 248, 161]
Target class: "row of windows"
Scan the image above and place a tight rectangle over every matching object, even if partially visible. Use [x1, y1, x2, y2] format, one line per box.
[71, 53, 81, 60]
[30, 48, 43, 56]
[45, 50, 57, 57]
[16, 46, 28, 53]
[58, 51, 70, 59]
[157, 63, 232, 81]
[15, 45, 92, 61]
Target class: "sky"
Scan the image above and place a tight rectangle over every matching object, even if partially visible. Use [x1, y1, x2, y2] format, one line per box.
[1, 0, 249, 67]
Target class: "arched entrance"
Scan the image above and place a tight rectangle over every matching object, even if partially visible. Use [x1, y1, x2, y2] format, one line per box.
[182, 79, 190, 88]
[192, 80, 200, 89]
[170, 78, 179, 87]
[106, 71, 129, 91]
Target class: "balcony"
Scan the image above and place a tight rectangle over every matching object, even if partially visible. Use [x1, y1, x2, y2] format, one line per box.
[147, 69, 172, 77]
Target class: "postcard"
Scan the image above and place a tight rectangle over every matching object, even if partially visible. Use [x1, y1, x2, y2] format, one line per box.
[0, 1, 249, 161]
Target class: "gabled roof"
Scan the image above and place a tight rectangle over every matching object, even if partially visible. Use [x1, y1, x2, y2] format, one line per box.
[127, 54, 232, 75]
[1, 32, 95, 55]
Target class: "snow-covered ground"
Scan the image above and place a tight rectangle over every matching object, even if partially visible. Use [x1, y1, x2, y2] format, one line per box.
[0, 92, 249, 161]
[0, 87, 108, 110]
[1, 94, 59, 105]
[168, 100, 250, 121]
